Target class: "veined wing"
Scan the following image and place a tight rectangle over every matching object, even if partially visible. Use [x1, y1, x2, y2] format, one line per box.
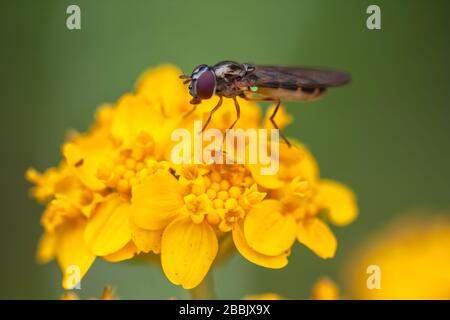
[251, 65, 351, 89]
[236, 65, 351, 102]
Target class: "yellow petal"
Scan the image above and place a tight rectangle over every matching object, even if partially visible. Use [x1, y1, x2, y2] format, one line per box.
[247, 142, 284, 189]
[136, 64, 192, 117]
[297, 218, 337, 259]
[130, 220, 162, 254]
[56, 222, 96, 289]
[292, 143, 319, 182]
[248, 163, 284, 189]
[244, 200, 296, 256]
[280, 142, 319, 182]
[248, 141, 319, 189]
[103, 241, 139, 262]
[62, 131, 111, 191]
[161, 216, 218, 289]
[26, 166, 74, 203]
[110, 94, 164, 147]
[131, 170, 186, 230]
[84, 194, 131, 256]
[232, 222, 289, 269]
[318, 180, 358, 226]
[36, 232, 57, 264]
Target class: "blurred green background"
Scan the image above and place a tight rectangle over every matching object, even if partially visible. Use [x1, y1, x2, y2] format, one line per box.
[1, 0, 450, 299]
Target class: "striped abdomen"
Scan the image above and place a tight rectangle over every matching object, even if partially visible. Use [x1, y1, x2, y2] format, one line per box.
[254, 85, 326, 101]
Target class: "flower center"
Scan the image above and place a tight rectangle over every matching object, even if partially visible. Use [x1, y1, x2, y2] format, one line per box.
[96, 131, 164, 195]
[182, 165, 262, 232]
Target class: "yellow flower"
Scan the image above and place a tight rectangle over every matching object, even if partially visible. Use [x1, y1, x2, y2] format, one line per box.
[131, 165, 284, 289]
[246, 142, 357, 259]
[28, 163, 98, 288]
[27, 64, 358, 290]
[346, 215, 450, 300]
[311, 277, 339, 300]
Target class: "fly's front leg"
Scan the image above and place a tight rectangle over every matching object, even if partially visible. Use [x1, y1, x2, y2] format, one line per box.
[183, 105, 197, 118]
[202, 96, 223, 132]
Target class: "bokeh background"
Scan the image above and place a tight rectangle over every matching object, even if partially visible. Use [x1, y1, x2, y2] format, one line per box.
[1, 0, 450, 299]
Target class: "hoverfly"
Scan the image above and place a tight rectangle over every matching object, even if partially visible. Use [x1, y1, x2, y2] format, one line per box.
[180, 61, 351, 146]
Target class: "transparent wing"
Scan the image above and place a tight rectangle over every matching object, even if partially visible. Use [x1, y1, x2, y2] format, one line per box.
[251, 65, 351, 89]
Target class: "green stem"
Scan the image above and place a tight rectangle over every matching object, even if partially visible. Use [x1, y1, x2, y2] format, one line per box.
[215, 233, 235, 265]
[189, 271, 216, 300]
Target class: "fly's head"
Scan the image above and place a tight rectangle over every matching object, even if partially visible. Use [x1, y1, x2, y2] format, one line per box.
[180, 65, 216, 104]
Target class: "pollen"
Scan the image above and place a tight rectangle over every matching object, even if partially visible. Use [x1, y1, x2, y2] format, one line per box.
[220, 180, 230, 190]
[191, 184, 206, 196]
[225, 198, 238, 210]
[117, 179, 130, 194]
[96, 132, 158, 195]
[210, 171, 221, 183]
[217, 190, 229, 201]
[132, 148, 144, 161]
[125, 158, 136, 170]
[97, 166, 113, 181]
[228, 186, 241, 199]
[206, 189, 217, 199]
[210, 182, 221, 192]
[114, 165, 126, 176]
[206, 211, 221, 225]
[135, 161, 145, 171]
[203, 176, 211, 188]
[183, 165, 252, 232]
[190, 214, 205, 224]
[213, 198, 224, 209]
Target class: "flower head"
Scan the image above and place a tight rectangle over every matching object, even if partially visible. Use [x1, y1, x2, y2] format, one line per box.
[27, 64, 358, 289]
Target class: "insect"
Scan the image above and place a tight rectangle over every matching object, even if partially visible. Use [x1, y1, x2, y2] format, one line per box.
[180, 61, 351, 146]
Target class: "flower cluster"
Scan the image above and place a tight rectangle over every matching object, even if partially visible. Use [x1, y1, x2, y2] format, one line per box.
[27, 65, 357, 289]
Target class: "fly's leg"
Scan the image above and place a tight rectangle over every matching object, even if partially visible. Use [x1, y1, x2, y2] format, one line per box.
[269, 99, 291, 147]
[227, 97, 241, 131]
[183, 105, 197, 118]
[240, 94, 292, 147]
[202, 96, 223, 132]
[222, 97, 242, 151]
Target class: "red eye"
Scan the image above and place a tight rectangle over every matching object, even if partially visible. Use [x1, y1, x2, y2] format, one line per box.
[196, 69, 216, 99]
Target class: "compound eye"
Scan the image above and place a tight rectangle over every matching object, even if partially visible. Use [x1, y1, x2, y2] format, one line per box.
[196, 69, 216, 99]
